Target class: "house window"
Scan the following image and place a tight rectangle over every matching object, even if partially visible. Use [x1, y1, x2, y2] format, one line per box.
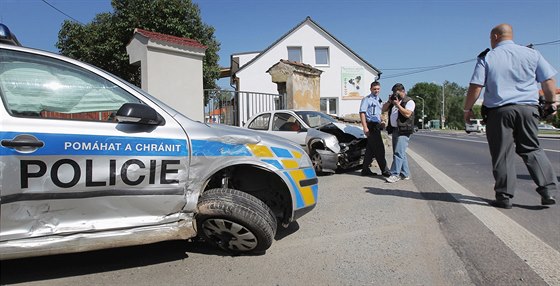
[315, 47, 329, 65]
[320, 98, 337, 115]
[287, 47, 302, 62]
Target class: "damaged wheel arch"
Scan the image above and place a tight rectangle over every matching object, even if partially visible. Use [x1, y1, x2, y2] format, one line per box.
[202, 164, 294, 226]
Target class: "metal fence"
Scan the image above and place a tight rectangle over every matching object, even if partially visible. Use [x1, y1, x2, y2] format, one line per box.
[204, 89, 286, 127]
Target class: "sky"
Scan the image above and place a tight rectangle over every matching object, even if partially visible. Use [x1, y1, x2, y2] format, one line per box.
[1, 0, 559, 93]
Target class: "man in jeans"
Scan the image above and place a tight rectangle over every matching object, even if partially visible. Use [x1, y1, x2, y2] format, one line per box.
[383, 83, 415, 183]
[359, 81, 390, 177]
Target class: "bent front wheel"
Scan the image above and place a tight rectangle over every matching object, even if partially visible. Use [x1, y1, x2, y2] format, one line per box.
[196, 188, 277, 253]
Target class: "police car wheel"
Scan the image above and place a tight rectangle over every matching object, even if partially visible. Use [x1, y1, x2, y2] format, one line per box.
[196, 188, 277, 253]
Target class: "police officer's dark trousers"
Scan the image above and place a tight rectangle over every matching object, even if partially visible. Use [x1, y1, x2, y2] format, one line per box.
[362, 122, 388, 173]
[486, 104, 558, 198]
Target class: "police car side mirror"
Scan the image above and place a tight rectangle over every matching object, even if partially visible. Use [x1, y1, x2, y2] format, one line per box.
[116, 103, 165, 125]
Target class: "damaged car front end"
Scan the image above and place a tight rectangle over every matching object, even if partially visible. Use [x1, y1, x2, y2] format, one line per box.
[244, 109, 367, 175]
[306, 121, 367, 174]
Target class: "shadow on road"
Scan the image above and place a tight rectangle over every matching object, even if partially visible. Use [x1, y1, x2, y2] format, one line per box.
[1, 222, 303, 284]
[365, 187, 550, 210]
[0, 240, 195, 284]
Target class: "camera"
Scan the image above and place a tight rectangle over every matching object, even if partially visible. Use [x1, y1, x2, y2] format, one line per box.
[390, 92, 399, 101]
[538, 96, 557, 120]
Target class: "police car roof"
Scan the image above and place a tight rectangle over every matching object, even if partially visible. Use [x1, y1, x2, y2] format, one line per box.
[0, 23, 22, 46]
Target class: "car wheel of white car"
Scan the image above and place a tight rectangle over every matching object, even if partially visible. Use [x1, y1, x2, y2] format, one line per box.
[196, 188, 277, 253]
[310, 150, 323, 173]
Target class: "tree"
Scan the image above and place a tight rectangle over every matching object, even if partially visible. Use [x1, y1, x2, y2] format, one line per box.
[408, 81, 467, 129]
[56, 0, 220, 90]
[440, 81, 468, 129]
[407, 82, 441, 128]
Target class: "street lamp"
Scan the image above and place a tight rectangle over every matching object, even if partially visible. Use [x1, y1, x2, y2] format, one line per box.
[414, 96, 425, 129]
[441, 82, 445, 129]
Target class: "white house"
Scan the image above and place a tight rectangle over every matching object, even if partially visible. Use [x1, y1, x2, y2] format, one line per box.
[226, 16, 382, 117]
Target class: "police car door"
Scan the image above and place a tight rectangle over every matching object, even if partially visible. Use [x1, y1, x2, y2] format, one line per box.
[0, 47, 189, 241]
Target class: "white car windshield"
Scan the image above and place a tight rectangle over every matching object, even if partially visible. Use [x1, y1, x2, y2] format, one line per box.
[295, 111, 336, 128]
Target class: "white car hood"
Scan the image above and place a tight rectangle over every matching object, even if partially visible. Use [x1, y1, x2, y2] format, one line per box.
[330, 122, 366, 139]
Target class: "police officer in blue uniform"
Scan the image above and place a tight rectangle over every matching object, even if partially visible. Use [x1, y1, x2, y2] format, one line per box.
[464, 23, 558, 209]
[360, 81, 390, 177]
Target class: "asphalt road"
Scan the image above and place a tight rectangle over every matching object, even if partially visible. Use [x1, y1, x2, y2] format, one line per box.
[408, 130, 559, 285]
[410, 130, 560, 251]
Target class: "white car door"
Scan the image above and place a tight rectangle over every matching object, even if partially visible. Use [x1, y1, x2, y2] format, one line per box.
[0, 47, 189, 242]
[269, 112, 308, 147]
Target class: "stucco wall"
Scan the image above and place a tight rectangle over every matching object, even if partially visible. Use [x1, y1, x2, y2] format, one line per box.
[127, 35, 206, 122]
[291, 72, 320, 110]
[145, 49, 204, 121]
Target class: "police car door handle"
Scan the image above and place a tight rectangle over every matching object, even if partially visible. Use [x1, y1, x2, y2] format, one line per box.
[1, 135, 45, 149]
[1, 139, 44, 148]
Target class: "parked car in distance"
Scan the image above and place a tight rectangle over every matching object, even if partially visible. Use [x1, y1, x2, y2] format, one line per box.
[538, 123, 558, 131]
[244, 110, 367, 174]
[465, 119, 486, 133]
[0, 24, 318, 260]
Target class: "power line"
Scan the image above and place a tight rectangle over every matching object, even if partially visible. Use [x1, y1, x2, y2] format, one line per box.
[381, 39, 559, 79]
[40, 0, 84, 25]
[531, 39, 560, 46]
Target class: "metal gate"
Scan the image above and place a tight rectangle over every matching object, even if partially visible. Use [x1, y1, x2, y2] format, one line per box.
[204, 89, 286, 126]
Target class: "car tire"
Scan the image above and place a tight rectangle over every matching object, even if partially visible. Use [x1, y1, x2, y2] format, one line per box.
[196, 188, 277, 254]
[310, 149, 323, 173]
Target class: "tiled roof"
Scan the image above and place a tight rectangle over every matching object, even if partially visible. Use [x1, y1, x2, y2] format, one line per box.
[134, 28, 207, 49]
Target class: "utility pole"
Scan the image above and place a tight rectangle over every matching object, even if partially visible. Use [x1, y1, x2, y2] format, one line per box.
[441, 82, 445, 129]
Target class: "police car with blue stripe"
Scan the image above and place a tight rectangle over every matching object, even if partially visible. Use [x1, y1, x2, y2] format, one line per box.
[0, 24, 318, 260]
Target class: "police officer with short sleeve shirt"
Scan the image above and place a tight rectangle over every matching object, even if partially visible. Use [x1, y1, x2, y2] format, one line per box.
[359, 81, 390, 177]
[464, 23, 558, 209]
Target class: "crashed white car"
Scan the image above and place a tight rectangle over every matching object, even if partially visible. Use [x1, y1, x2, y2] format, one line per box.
[244, 110, 367, 174]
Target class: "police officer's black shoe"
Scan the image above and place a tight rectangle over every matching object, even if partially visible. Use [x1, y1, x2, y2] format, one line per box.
[489, 199, 513, 209]
[489, 193, 512, 209]
[382, 171, 391, 178]
[361, 169, 376, 176]
[536, 188, 556, 205]
[542, 196, 556, 206]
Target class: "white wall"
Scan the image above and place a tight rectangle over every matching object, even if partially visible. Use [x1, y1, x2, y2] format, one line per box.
[127, 36, 206, 121]
[235, 21, 379, 116]
[145, 49, 204, 121]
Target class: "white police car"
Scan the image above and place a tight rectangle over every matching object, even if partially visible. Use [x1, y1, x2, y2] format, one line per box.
[0, 24, 318, 260]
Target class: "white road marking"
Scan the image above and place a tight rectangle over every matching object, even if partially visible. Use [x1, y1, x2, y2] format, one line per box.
[408, 148, 560, 285]
[415, 133, 560, 153]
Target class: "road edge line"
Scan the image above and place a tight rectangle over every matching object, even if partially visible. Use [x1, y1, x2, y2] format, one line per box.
[407, 148, 560, 285]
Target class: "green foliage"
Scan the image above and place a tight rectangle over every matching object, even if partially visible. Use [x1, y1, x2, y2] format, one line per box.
[408, 81, 467, 129]
[56, 0, 220, 90]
